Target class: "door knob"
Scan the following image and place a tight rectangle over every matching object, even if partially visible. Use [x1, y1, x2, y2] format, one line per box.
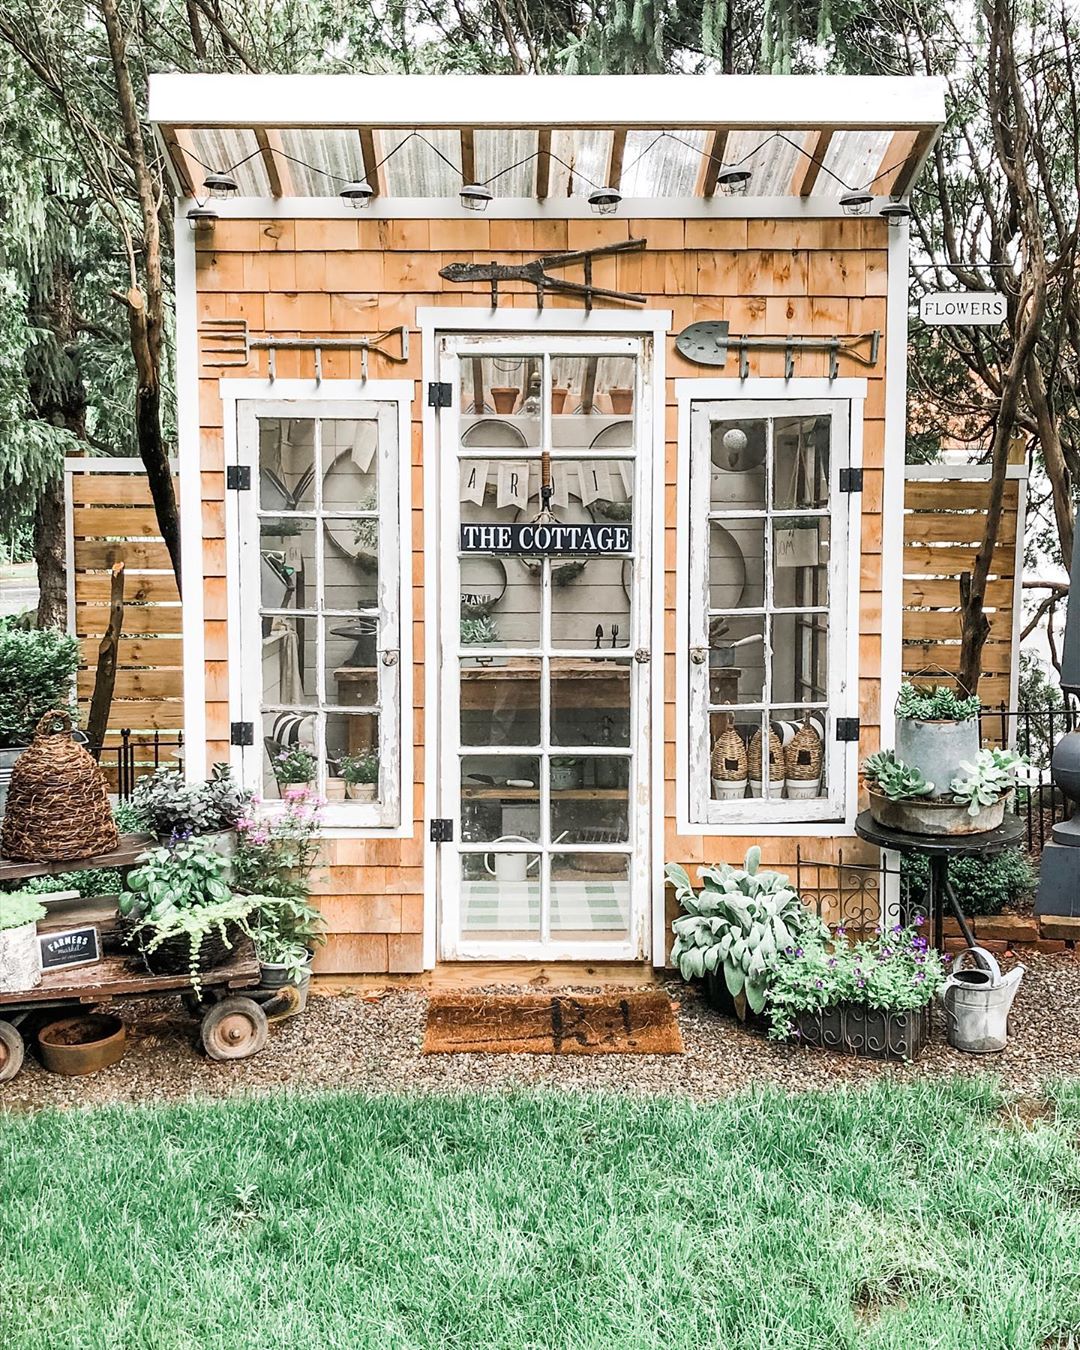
[689, 646, 708, 665]
[380, 649, 399, 667]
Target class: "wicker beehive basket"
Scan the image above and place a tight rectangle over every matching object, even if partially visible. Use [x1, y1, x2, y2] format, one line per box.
[785, 719, 824, 780]
[749, 727, 785, 782]
[710, 718, 748, 781]
[1, 710, 119, 862]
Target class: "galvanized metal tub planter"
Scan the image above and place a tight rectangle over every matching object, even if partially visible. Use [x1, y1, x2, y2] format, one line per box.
[794, 1002, 930, 1062]
[868, 789, 1006, 837]
[894, 716, 980, 795]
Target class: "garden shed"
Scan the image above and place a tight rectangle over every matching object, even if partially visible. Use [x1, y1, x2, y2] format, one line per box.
[148, 72, 950, 975]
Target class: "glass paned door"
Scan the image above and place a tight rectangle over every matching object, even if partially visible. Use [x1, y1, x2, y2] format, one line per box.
[438, 336, 652, 960]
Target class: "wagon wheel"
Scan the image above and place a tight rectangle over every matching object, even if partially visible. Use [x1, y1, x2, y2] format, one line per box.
[200, 998, 269, 1061]
[0, 1021, 25, 1082]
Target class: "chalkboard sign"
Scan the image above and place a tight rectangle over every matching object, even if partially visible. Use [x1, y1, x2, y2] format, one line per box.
[460, 522, 632, 556]
[38, 926, 100, 972]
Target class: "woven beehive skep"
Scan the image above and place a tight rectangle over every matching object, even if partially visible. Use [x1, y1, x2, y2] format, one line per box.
[710, 714, 748, 781]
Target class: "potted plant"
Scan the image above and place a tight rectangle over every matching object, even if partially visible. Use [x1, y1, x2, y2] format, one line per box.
[894, 683, 981, 793]
[129, 763, 250, 849]
[247, 895, 326, 1014]
[490, 387, 519, 413]
[341, 751, 379, 802]
[764, 919, 945, 1061]
[0, 623, 79, 817]
[461, 615, 505, 668]
[119, 840, 258, 993]
[0, 892, 47, 994]
[863, 746, 1032, 836]
[666, 847, 825, 1022]
[272, 746, 317, 792]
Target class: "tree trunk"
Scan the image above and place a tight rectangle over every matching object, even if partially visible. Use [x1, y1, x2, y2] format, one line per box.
[34, 474, 67, 629]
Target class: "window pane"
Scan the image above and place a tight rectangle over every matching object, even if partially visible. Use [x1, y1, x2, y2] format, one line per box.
[549, 853, 630, 939]
[772, 613, 829, 705]
[325, 616, 379, 712]
[707, 615, 765, 706]
[773, 415, 830, 510]
[459, 355, 541, 446]
[262, 616, 316, 707]
[772, 709, 828, 801]
[261, 711, 317, 799]
[709, 519, 764, 611]
[322, 418, 379, 509]
[550, 658, 631, 746]
[327, 713, 381, 803]
[551, 558, 633, 649]
[460, 660, 541, 747]
[260, 518, 315, 611]
[259, 417, 314, 511]
[323, 519, 379, 612]
[772, 516, 830, 605]
[461, 755, 541, 843]
[550, 354, 635, 423]
[551, 761, 630, 844]
[710, 418, 766, 510]
[460, 853, 541, 938]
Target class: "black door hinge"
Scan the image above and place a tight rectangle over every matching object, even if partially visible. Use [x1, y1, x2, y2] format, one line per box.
[427, 381, 453, 409]
[226, 465, 252, 491]
[839, 467, 863, 493]
[230, 721, 255, 746]
[430, 818, 454, 843]
[835, 717, 861, 742]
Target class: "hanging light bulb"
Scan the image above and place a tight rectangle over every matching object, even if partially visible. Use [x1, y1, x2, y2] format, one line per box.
[715, 167, 751, 196]
[340, 180, 375, 209]
[460, 183, 493, 212]
[880, 202, 913, 226]
[202, 171, 238, 199]
[840, 191, 873, 217]
[588, 185, 622, 216]
[186, 205, 218, 232]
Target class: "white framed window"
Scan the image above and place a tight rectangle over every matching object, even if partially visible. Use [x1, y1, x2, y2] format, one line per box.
[684, 394, 861, 828]
[229, 388, 410, 830]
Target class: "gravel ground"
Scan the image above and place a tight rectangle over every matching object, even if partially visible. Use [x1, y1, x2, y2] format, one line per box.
[4, 950, 1079, 1113]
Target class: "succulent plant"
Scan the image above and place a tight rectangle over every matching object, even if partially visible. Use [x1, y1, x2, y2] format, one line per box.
[950, 748, 1034, 815]
[862, 750, 934, 801]
[895, 683, 981, 723]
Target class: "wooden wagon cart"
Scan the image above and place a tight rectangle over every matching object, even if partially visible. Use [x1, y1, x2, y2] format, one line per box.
[0, 835, 298, 1082]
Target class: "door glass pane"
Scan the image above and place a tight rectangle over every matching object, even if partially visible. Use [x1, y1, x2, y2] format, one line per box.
[261, 711, 317, 799]
[460, 853, 541, 937]
[772, 614, 828, 706]
[460, 660, 541, 747]
[771, 709, 828, 801]
[459, 355, 541, 446]
[327, 713, 381, 803]
[550, 354, 635, 425]
[709, 519, 764, 611]
[461, 755, 541, 843]
[262, 616, 316, 707]
[259, 417, 315, 511]
[710, 418, 766, 509]
[707, 616, 765, 706]
[551, 762, 630, 843]
[550, 658, 631, 746]
[323, 519, 379, 610]
[549, 854, 630, 939]
[772, 516, 829, 602]
[322, 418, 379, 509]
[326, 616, 378, 711]
[551, 558, 632, 649]
[773, 415, 830, 510]
[260, 518, 315, 611]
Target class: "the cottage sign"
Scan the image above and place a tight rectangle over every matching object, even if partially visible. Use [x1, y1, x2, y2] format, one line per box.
[919, 292, 1006, 326]
[460, 522, 633, 556]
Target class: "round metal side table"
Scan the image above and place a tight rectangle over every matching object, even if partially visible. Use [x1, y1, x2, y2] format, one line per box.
[855, 811, 1025, 951]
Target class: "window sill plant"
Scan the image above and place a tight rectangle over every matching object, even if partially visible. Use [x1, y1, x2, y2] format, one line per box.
[0, 892, 47, 994]
[666, 847, 824, 1022]
[341, 751, 379, 802]
[765, 919, 944, 1062]
[272, 747, 317, 793]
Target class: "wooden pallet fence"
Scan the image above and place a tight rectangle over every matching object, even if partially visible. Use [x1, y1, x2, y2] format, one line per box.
[65, 459, 184, 743]
[902, 462, 1026, 712]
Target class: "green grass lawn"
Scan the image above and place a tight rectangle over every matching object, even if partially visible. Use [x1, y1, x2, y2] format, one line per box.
[4, 1080, 1080, 1349]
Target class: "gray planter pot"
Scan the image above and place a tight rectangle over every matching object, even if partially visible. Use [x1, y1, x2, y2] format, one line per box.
[868, 790, 1006, 837]
[894, 717, 980, 797]
[255, 954, 312, 1015]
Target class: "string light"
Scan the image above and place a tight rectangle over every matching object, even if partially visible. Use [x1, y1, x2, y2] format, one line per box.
[202, 171, 238, 198]
[880, 202, 913, 226]
[186, 205, 218, 231]
[588, 186, 622, 216]
[840, 191, 873, 217]
[340, 180, 375, 209]
[460, 183, 493, 212]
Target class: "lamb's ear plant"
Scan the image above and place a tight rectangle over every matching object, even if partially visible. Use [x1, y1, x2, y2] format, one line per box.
[666, 847, 823, 1018]
[862, 750, 934, 801]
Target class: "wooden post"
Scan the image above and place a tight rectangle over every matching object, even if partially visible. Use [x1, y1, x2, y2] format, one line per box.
[86, 562, 126, 759]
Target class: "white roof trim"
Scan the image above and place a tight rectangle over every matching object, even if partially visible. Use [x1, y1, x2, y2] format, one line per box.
[149, 73, 947, 132]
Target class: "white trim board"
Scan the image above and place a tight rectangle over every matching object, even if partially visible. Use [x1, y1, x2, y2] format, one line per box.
[149, 72, 947, 131]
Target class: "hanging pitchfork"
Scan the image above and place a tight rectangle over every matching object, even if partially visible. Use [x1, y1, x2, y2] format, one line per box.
[439, 238, 647, 310]
[198, 321, 409, 381]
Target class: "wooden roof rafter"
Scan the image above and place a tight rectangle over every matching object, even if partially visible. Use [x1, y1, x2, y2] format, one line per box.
[358, 128, 383, 196]
[791, 129, 834, 197]
[872, 126, 938, 198]
[254, 128, 293, 197]
[698, 129, 730, 197]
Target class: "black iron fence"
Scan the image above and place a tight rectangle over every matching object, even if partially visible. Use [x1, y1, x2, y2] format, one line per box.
[979, 705, 1074, 855]
[88, 730, 185, 798]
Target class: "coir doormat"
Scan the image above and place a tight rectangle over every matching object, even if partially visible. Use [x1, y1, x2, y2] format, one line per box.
[422, 992, 683, 1056]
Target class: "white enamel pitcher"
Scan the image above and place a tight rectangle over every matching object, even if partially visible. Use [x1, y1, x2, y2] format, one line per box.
[939, 946, 1024, 1054]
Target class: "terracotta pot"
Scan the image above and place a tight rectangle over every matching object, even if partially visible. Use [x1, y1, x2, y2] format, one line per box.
[551, 386, 569, 414]
[491, 387, 519, 414]
[345, 781, 377, 802]
[609, 387, 634, 414]
[38, 1014, 126, 1076]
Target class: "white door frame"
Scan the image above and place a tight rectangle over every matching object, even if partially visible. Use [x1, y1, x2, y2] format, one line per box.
[431, 330, 657, 961]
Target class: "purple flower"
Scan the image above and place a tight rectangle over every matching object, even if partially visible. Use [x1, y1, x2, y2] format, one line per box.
[835, 925, 847, 936]
[828, 958, 838, 968]
[891, 924, 903, 935]
[857, 978, 866, 988]
[916, 971, 926, 981]
[794, 947, 804, 958]
[815, 979, 824, 988]
[914, 915, 925, 927]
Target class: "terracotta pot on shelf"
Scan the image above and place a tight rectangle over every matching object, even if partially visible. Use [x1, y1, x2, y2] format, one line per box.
[608, 387, 634, 415]
[551, 386, 569, 414]
[491, 387, 519, 414]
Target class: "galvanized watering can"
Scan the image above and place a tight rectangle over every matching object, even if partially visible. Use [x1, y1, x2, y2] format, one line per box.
[939, 946, 1024, 1054]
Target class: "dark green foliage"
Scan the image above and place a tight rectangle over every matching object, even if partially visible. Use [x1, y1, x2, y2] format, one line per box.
[901, 846, 1037, 917]
[0, 624, 78, 745]
[0, 866, 121, 897]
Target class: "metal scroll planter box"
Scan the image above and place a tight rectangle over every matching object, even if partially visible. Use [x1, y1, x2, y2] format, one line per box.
[794, 1003, 931, 1062]
[867, 789, 1006, 837]
[702, 969, 768, 1033]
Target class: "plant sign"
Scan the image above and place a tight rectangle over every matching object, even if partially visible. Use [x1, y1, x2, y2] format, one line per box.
[38, 925, 101, 972]
[919, 292, 1006, 326]
[459, 523, 632, 556]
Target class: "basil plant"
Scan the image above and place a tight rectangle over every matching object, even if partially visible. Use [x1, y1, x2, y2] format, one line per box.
[666, 847, 824, 1018]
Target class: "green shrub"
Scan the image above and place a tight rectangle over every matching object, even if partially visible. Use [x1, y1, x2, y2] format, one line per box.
[901, 847, 1036, 917]
[0, 626, 79, 745]
[0, 868, 121, 898]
